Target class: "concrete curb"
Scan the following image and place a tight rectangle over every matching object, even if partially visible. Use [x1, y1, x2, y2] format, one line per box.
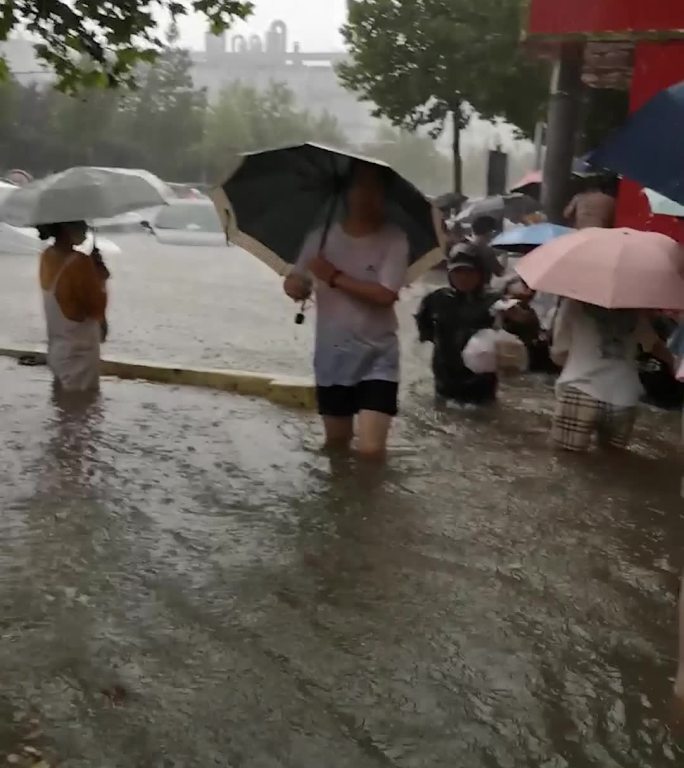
[0, 345, 316, 410]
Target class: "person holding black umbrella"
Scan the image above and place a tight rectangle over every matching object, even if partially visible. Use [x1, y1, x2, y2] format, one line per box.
[284, 163, 410, 459]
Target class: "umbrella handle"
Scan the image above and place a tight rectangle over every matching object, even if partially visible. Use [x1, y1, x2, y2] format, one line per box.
[293, 173, 343, 327]
[295, 299, 307, 326]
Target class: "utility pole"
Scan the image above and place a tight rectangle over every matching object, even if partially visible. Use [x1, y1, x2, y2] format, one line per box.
[541, 43, 584, 223]
[451, 108, 462, 197]
[533, 121, 545, 171]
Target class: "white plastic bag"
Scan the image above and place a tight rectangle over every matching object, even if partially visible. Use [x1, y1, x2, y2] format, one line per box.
[462, 329, 498, 374]
[494, 330, 529, 374]
[462, 329, 529, 374]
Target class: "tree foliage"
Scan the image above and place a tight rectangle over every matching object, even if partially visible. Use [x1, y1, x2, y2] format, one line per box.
[0, 0, 254, 91]
[0, 53, 347, 183]
[203, 82, 347, 180]
[362, 126, 451, 195]
[339, 0, 549, 192]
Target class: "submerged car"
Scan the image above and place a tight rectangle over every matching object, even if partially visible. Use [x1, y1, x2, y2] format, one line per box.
[144, 199, 226, 247]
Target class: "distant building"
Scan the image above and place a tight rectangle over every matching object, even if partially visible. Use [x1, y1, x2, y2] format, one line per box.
[191, 21, 380, 143]
[0, 22, 382, 144]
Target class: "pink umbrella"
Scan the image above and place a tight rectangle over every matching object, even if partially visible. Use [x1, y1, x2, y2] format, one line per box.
[510, 170, 542, 196]
[515, 227, 684, 310]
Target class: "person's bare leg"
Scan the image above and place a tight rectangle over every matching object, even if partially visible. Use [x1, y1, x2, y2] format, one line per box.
[676, 577, 684, 701]
[356, 410, 392, 460]
[322, 416, 354, 452]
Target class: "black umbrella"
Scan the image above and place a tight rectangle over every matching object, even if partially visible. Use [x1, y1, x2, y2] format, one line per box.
[212, 143, 442, 284]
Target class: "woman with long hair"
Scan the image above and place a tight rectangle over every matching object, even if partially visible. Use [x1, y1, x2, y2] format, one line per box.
[38, 221, 108, 392]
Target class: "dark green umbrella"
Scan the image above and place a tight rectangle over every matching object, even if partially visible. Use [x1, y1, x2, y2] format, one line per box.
[211, 142, 442, 284]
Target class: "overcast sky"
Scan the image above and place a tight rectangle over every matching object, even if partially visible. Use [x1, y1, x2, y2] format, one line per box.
[178, 0, 348, 52]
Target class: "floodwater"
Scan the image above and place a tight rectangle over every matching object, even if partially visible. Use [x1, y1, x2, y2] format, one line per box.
[1, 235, 683, 767]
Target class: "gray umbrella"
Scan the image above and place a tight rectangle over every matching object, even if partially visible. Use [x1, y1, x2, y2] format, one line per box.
[0, 167, 171, 226]
[456, 193, 541, 226]
[211, 143, 442, 284]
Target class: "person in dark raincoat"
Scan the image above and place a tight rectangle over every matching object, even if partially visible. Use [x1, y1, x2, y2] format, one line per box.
[416, 243, 499, 405]
[467, 215, 505, 282]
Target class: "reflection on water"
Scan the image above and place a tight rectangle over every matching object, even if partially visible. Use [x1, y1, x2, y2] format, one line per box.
[0, 359, 682, 766]
[0, 240, 683, 765]
[42, 386, 103, 494]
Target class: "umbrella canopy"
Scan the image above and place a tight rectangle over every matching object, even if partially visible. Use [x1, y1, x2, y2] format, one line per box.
[509, 171, 542, 197]
[571, 154, 601, 179]
[432, 191, 467, 212]
[515, 227, 684, 310]
[0, 166, 171, 227]
[644, 188, 684, 218]
[491, 223, 574, 253]
[212, 143, 441, 284]
[590, 81, 684, 205]
[456, 193, 541, 226]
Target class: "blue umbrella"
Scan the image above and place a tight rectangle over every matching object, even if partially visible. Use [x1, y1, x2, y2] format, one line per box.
[572, 154, 598, 178]
[491, 223, 574, 253]
[590, 81, 684, 205]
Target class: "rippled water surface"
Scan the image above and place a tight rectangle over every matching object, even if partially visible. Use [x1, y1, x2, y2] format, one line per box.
[1, 237, 683, 766]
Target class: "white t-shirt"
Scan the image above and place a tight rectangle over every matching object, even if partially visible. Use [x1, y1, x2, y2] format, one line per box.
[552, 299, 657, 407]
[295, 222, 410, 387]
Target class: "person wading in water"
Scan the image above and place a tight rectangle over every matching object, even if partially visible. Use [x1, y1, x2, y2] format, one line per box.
[38, 221, 108, 393]
[283, 163, 409, 460]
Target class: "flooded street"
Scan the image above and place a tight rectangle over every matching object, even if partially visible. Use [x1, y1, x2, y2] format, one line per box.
[1, 236, 684, 766]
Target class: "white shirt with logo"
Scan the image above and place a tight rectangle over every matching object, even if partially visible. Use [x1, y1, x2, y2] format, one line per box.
[295, 222, 409, 387]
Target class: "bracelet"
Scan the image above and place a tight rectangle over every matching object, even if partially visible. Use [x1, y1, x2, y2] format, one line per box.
[329, 269, 342, 288]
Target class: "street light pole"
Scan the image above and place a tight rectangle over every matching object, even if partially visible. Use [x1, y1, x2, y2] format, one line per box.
[541, 42, 584, 223]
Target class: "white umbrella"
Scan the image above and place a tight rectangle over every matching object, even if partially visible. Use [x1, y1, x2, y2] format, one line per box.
[644, 188, 684, 218]
[0, 166, 171, 226]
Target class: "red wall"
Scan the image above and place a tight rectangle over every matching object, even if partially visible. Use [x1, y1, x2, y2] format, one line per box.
[614, 42, 684, 240]
[528, 0, 684, 37]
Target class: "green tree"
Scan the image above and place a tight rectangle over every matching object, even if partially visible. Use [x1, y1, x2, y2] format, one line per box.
[0, 74, 346, 184]
[0, 0, 253, 91]
[362, 125, 451, 195]
[339, 0, 549, 195]
[37, 36, 207, 179]
[47, 87, 122, 167]
[0, 76, 19, 162]
[118, 42, 208, 180]
[6, 82, 64, 172]
[203, 82, 346, 182]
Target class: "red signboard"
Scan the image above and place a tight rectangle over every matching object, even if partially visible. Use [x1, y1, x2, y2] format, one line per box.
[528, 0, 684, 37]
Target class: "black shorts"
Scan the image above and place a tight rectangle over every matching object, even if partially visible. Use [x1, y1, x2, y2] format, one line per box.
[316, 379, 399, 418]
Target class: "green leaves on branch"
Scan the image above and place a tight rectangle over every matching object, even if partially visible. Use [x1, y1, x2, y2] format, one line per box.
[0, 0, 254, 92]
[339, 0, 549, 142]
